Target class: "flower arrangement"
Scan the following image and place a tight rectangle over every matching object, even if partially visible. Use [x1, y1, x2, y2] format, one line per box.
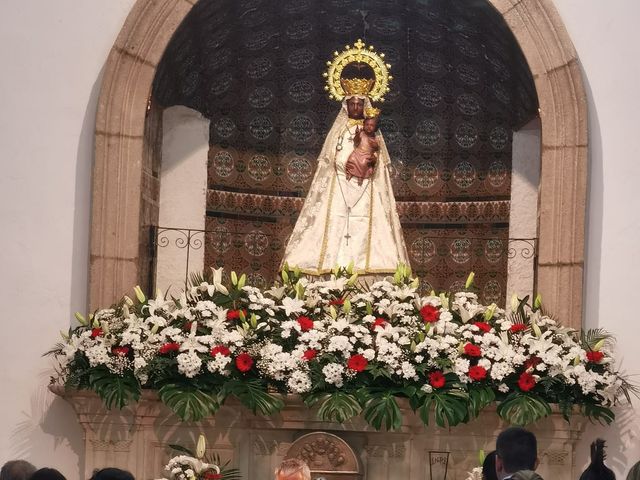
[157, 434, 240, 480]
[48, 265, 635, 429]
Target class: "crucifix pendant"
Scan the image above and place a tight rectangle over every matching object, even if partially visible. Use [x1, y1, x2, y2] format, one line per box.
[344, 207, 352, 245]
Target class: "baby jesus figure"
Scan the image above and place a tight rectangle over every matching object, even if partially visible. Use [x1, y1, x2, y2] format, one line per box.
[345, 107, 381, 185]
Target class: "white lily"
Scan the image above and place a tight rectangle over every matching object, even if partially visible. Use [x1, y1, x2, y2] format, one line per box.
[211, 267, 229, 295]
[281, 296, 305, 316]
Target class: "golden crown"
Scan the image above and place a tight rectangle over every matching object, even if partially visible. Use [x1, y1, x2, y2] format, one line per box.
[340, 78, 375, 96]
[364, 107, 381, 118]
[323, 39, 392, 102]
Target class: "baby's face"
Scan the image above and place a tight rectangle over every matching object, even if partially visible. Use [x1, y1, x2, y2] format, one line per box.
[363, 117, 378, 134]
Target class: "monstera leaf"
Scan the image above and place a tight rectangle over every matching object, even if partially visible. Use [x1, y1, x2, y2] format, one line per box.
[89, 367, 140, 410]
[496, 393, 552, 425]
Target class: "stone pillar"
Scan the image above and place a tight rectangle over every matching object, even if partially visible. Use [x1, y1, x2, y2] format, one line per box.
[155, 106, 209, 296]
[507, 117, 541, 304]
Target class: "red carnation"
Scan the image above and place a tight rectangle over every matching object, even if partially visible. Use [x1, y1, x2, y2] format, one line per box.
[347, 354, 368, 372]
[226, 309, 246, 321]
[90, 328, 104, 338]
[474, 322, 492, 333]
[303, 349, 318, 361]
[183, 321, 193, 332]
[159, 342, 180, 354]
[518, 371, 537, 391]
[464, 343, 482, 357]
[429, 371, 446, 389]
[329, 298, 344, 306]
[586, 350, 604, 363]
[235, 353, 254, 372]
[510, 323, 527, 333]
[420, 304, 441, 323]
[111, 346, 130, 356]
[297, 316, 314, 332]
[203, 472, 222, 480]
[524, 355, 542, 370]
[371, 318, 387, 331]
[210, 345, 231, 357]
[468, 365, 487, 381]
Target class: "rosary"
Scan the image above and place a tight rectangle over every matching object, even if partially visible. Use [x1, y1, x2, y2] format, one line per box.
[335, 125, 370, 246]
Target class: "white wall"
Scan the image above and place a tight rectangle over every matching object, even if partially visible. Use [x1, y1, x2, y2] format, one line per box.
[553, 0, 640, 476]
[0, 1, 136, 477]
[1, 0, 639, 478]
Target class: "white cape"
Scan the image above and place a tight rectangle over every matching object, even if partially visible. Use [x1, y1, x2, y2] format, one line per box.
[282, 96, 410, 275]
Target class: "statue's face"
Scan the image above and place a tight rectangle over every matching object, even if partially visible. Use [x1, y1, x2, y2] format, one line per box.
[363, 117, 378, 134]
[346, 97, 365, 119]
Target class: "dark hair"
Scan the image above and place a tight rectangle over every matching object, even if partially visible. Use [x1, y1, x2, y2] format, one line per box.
[496, 427, 537, 473]
[579, 439, 616, 480]
[89, 468, 135, 480]
[482, 451, 498, 480]
[0, 460, 37, 480]
[30, 468, 66, 480]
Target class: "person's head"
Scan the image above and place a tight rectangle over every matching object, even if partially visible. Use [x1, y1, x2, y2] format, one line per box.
[0, 460, 36, 480]
[275, 458, 311, 480]
[580, 439, 615, 480]
[495, 427, 538, 479]
[30, 468, 66, 480]
[89, 468, 134, 480]
[346, 96, 365, 119]
[482, 451, 498, 480]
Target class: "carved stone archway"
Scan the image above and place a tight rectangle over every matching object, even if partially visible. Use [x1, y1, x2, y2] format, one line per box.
[285, 432, 361, 480]
[90, 0, 587, 328]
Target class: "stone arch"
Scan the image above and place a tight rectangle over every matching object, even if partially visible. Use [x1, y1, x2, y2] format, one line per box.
[90, 0, 587, 327]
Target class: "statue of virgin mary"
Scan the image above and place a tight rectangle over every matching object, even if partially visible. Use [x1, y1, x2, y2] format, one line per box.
[281, 40, 410, 275]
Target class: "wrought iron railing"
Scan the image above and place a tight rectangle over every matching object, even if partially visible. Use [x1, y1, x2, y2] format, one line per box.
[151, 226, 537, 294]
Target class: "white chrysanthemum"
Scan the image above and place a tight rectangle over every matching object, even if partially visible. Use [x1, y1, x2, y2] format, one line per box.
[322, 363, 345, 387]
[176, 351, 202, 378]
[287, 370, 312, 393]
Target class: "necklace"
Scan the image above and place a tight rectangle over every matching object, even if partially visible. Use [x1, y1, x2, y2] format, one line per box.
[336, 125, 357, 151]
[333, 164, 370, 246]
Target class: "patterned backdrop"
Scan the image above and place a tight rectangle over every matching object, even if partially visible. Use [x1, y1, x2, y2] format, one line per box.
[153, 0, 539, 303]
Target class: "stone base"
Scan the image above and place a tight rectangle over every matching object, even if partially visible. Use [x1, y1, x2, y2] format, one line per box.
[51, 386, 585, 480]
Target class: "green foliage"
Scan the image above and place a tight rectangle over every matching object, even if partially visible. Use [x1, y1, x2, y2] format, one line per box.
[89, 367, 140, 410]
[416, 390, 469, 428]
[361, 391, 402, 431]
[313, 391, 362, 423]
[496, 393, 552, 425]
[221, 379, 284, 416]
[582, 403, 615, 425]
[468, 385, 496, 419]
[159, 381, 220, 422]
